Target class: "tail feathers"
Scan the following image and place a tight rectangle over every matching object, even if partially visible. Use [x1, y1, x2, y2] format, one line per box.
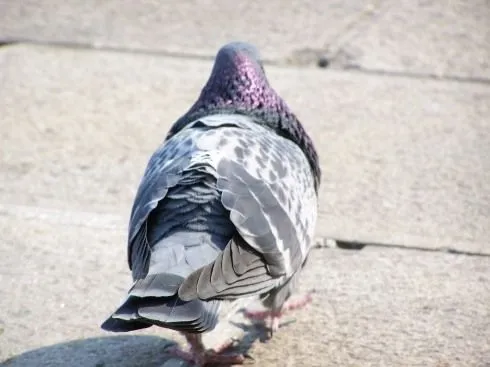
[101, 273, 220, 333]
[100, 296, 152, 332]
[129, 273, 182, 298]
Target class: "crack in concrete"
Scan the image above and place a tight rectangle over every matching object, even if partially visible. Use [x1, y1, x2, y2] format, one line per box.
[2, 203, 487, 257]
[337, 66, 490, 86]
[1, 38, 489, 85]
[0, 38, 217, 61]
[314, 238, 490, 257]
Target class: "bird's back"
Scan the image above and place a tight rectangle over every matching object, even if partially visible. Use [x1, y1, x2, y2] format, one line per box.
[102, 114, 316, 333]
[102, 42, 320, 338]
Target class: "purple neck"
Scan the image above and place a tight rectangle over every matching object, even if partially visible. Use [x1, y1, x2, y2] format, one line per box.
[166, 49, 321, 190]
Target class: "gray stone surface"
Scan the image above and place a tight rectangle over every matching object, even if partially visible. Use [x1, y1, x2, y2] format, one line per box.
[1, 44, 489, 255]
[249, 247, 490, 367]
[0, 208, 255, 365]
[335, 0, 490, 79]
[1, 0, 488, 79]
[0, 0, 367, 61]
[1, 207, 489, 366]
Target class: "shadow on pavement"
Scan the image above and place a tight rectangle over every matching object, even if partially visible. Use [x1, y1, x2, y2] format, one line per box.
[1, 335, 177, 367]
[1, 327, 270, 367]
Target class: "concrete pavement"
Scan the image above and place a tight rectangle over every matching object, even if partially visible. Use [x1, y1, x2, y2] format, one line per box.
[1, 1, 489, 366]
[1, 0, 488, 77]
[2, 215, 489, 366]
[0, 0, 368, 62]
[1, 44, 489, 254]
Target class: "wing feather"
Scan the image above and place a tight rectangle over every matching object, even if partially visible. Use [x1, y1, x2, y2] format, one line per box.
[127, 131, 197, 279]
[199, 115, 317, 275]
[177, 114, 317, 300]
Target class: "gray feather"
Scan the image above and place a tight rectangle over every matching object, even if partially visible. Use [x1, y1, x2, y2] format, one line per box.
[178, 235, 277, 301]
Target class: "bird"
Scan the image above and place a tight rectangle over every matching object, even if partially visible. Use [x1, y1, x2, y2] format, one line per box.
[101, 41, 321, 366]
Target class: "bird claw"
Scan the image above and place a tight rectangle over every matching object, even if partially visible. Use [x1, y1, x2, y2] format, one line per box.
[166, 337, 246, 366]
[244, 290, 314, 336]
[242, 353, 255, 365]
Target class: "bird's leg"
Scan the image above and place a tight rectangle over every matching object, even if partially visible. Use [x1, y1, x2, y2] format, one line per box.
[167, 332, 246, 366]
[244, 291, 314, 333]
[166, 334, 204, 365]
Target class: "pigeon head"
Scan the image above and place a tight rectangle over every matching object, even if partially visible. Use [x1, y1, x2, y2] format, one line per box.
[192, 42, 273, 111]
[168, 42, 321, 189]
[169, 42, 276, 123]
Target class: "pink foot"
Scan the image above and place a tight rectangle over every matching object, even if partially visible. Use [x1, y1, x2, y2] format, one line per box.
[167, 346, 245, 366]
[167, 333, 246, 366]
[244, 291, 314, 333]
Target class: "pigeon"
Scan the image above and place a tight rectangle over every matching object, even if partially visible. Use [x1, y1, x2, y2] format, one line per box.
[101, 41, 321, 366]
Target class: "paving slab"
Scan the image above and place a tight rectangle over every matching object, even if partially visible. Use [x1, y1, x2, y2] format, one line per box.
[333, 0, 490, 79]
[1, 206, 489, 366]
[0, 0, 368, 61]
[1, 44, 489, 255]
[1, 1, 488, 80]
[249, 247, 490, 367]
[0, 210, 255, 365]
